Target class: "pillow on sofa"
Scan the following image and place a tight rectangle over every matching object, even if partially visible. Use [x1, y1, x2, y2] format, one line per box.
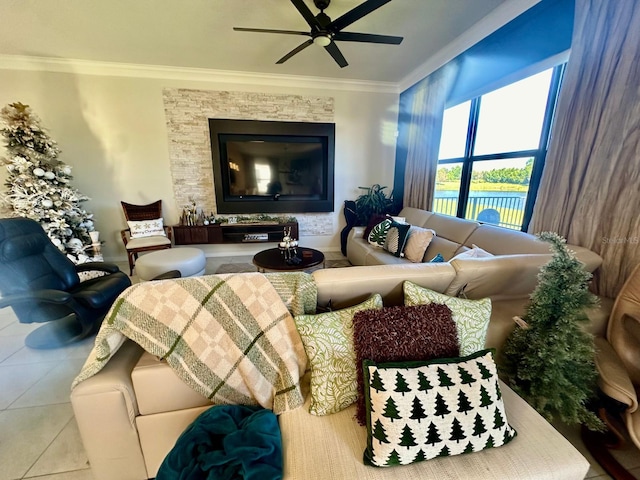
[127, 218, 166, 239]
[353, 304, 459, 425]
[368, 219, 392, 248]
[294, 294, 383, 416]
[403, 227, 435, 263]
[429, 253, 445, 263]
[451, 244, 493, 261]
[362, 349, 517, 467]
[363, 214, 389, 241]
[383, 221, 411, 257]
[403, 281, 491, 356]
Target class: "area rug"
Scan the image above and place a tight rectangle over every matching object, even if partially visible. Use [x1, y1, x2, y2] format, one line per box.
[215, 258, 351, 274]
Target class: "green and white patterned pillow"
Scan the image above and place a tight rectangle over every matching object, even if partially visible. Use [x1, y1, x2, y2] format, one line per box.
[368, 219, 392, 248]
[363, 350, 517, 467]
[403, 281, 491, 356]
[294, 294, 384, 415]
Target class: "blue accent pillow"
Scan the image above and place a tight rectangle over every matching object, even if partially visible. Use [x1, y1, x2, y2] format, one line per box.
[429, 253, 445, 263]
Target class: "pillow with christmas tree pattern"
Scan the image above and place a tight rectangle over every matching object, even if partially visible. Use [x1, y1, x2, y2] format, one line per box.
[363, 349, 516, 468]
[403, 281, 491, 356]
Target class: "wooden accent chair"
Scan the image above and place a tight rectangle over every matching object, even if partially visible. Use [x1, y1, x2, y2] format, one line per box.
[583, 263, 640, 479]
[120, 200, 172, 275]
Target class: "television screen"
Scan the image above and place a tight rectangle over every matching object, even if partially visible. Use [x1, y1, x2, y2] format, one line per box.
[221, 135, 326, 199]
[209, 119, 335, 214]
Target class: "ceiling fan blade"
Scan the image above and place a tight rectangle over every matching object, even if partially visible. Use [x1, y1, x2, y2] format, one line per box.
[291, 0, 322, 30]
[333, 31, 403, 45]
[276, 38, 314, 64]
[324, 42, 348, 68]
[234, 27, 311, 36]
[329, 0, 392, 32]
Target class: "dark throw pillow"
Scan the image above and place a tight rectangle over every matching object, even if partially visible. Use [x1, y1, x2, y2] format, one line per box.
[383, 221, 411, 257]
[352, 304, 459, 425]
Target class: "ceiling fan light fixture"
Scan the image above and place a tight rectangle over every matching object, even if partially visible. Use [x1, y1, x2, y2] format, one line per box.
[313, 34, 332, 47]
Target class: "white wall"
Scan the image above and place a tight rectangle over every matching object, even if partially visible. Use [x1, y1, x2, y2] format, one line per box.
[0, 65, 399, 260]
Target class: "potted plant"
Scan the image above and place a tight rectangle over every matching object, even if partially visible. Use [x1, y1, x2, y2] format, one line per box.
[355, 184, 394, 226]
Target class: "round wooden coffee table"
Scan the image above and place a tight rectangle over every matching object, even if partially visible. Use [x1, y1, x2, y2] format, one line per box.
[253, 247, 325, 272]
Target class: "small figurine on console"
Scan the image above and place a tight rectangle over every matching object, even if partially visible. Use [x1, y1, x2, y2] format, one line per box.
[279, 226, 300, 264]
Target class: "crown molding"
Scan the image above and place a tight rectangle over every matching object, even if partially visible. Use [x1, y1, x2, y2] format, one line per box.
[398, 0, 542, 92]
[0, 54, 400, 95]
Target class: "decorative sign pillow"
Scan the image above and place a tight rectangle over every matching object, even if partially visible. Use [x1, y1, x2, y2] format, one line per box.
[363, 350, 517, 467]
[403, 281, 491, 356]
[294, 294, 383, 416]
[383, 221, 411, 257]
[368, 219, 392, 248]
[352, 304, 459, 425]
[403, 227, 435, 263]
[127, 218, 166, 239]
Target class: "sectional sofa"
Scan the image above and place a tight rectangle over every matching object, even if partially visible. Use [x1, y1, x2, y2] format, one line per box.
[70, 208, 603, 480]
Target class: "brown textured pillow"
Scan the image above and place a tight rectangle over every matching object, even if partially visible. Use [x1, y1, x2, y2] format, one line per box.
[352, 304, 459, 425]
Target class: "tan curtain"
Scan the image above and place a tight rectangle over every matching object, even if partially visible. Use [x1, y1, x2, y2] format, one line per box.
[403, 62, 458, 210]
[529, 0, 640, 298]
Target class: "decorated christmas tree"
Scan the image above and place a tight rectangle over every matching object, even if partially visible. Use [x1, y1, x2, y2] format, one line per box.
[501, 232, 604, 431]
[0, 102, 99, 263]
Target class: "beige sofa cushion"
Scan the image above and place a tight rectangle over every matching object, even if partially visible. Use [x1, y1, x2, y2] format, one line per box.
[465, 224, 551, 255]
[398, 207, 434, 228]
[312, 263, 456, 309]
[445, 255, 553, 300]
[279, 380, 590, 480]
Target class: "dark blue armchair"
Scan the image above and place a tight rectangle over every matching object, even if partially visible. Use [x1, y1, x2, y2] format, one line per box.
[0, 218, 131, 348]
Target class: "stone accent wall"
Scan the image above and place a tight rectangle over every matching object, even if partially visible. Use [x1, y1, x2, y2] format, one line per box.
[163, 89, 335, 236]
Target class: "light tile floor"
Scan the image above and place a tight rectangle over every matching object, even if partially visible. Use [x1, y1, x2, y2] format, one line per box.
[0, 252, 638, 479]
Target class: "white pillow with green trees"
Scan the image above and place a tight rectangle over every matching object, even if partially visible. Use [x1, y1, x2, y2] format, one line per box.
[363, 350, 517, 467]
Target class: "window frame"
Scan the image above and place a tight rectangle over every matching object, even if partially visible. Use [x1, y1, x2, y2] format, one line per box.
[436, 63, 565, 231]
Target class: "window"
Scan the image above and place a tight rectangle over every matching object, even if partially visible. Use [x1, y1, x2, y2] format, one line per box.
[433, 65, 564, 231]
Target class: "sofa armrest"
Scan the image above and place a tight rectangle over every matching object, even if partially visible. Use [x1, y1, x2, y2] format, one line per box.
[594, 337, 638, 413]
[71, 340, 149, 480]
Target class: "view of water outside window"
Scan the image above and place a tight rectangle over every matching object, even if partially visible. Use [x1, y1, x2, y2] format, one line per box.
[434, 69, 553, 229]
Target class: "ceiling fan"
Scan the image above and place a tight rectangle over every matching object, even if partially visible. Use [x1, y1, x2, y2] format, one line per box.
[233, 0, 403, 68]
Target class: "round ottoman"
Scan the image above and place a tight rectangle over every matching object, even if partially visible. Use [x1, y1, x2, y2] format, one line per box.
[136, 248, 206, 281]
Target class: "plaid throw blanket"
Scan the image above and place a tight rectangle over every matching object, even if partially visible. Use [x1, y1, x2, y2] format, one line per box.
[72, 272, 316, 414]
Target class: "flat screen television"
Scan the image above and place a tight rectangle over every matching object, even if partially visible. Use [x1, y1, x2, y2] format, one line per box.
[209, 119, 335, 214]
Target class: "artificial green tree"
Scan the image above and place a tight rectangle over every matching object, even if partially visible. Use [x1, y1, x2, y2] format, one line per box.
[0, 102, 98, 263]
[501, 232, 604, 431]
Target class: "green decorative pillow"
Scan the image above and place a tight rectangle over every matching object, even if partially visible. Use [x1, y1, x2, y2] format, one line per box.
[383, 221, 411, 257]
[368, 219, 392, 248]
[363, 349, 517, 467]
[403, 281, 491, 356]
[294, 294, 384, 416]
